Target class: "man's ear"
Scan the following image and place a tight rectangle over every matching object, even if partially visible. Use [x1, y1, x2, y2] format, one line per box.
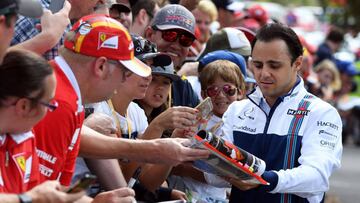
[14, 98, 33, 117]
[144, 26, 154, 41]
[93, 57, 111, 79]
[138, 9, 148, 25]
[294, 55, 303, 72]
[0, 15, 5, 23]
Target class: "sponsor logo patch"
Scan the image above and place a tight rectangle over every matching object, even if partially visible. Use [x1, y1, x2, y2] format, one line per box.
[238, 107, 255, 120]
[287, 108, 310, 117]
[12, 153, 32, 183]
[317, 121, 339, 130]
[78, 23, 92, 35]
[98, 32, 119, 50]
[320, 139, 336, 150]
[233, 125, 256, 133]
[319, 130, 338, 140]
[39, 164, 54, 177]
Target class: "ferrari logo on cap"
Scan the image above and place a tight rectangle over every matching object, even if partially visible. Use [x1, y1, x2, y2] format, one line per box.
[100, 33, 107, 42]
[98, 32, 119, 50]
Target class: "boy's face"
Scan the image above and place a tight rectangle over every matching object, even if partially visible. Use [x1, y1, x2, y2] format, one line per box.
[203, 77, 242, 117]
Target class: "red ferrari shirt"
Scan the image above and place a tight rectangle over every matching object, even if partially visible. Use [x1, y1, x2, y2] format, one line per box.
[34, 56, 84, 186]
[0, 132, 40, 193]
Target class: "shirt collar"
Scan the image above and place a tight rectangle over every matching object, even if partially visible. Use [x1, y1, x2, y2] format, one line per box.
[54, 56, 84, 113]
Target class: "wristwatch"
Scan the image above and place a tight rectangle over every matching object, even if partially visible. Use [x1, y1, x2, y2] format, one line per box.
[18, 193, 32, 203]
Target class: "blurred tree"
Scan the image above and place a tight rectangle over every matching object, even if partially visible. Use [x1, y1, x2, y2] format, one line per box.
[253, 0, 359, 30]
[346, 0, 360, 30]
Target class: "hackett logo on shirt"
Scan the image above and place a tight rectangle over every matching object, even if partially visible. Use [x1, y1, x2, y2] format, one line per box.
[317, 121, 339, 130]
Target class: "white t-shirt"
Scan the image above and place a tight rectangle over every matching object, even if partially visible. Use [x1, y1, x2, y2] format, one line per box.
[92, 101, 148, 138]
[72, 101, 148, 185]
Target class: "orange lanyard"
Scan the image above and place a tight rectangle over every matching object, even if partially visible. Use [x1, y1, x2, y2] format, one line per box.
[107, 99, 132, 139]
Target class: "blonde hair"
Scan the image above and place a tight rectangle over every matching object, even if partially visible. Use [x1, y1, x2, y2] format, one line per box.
[199, 60, 245, 92]
[196, 0, 218, 22]
[314, 59, 341, 91]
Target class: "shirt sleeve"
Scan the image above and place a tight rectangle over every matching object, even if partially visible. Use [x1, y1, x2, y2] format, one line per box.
[60, 108, 84, 186]
[269, 104, 342, 200]
[34, 101, 82, 186]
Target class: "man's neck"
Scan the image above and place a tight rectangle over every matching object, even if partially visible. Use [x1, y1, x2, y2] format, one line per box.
[111, 94, 132, 116]
[263, 97, 277, 108]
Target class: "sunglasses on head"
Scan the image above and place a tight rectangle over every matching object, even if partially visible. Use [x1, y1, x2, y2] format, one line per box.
[206, 85, 238, 97]
[152, 26, 195, 47]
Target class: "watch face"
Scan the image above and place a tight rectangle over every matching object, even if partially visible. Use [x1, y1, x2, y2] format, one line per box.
[18, 193, 32, 203]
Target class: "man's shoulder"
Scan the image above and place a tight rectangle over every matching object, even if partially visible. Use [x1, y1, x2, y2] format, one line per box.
[172, 77, 200, 107]
[224, 99, 253, 118]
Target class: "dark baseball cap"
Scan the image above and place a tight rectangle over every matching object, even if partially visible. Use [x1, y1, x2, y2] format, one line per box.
[151, 4, 195, 38]
[211, 0, 237, 12]
[110, 3, 131, 13]
[0, 0, 43, 18]
[131, 34, 180, 81]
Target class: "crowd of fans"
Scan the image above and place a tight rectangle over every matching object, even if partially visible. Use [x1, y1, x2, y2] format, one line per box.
[0, 0, 356, 202]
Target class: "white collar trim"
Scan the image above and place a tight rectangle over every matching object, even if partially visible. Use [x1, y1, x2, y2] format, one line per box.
[54, 56, 83, 113]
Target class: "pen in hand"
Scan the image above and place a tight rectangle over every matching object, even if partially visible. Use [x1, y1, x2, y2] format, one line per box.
[127, 167, 141, 188]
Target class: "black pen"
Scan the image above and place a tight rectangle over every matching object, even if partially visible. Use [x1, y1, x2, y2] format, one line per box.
[127, 167, 141, 188]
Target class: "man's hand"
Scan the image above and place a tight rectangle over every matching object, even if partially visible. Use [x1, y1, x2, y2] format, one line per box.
[92, 188, 135, 203]
[155, 138, 210, 166]
[84, 112, 117, 136]
[177, 61, 199, 76]
[26, 180, 85, 203]
[170, 189, 187, 201]
[152, 106, 198, 132]
[37, 1, 71, 45]
[225, 177, 260, 191]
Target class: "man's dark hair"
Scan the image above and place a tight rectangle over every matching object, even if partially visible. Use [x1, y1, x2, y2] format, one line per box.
[251, 23, 303, 64]
[0, 50, 53, 108]
[326, 26, 344, 43]
[131, 0, 157, 21]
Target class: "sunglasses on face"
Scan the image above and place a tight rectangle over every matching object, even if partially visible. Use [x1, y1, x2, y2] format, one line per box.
[153, 26, 195, 47]
[206, 85, 238, 97]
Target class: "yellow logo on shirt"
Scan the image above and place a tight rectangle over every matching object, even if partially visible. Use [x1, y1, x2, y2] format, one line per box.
[15, 156, 26, 172]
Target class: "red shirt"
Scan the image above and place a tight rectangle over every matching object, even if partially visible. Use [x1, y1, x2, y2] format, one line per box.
[34, 57, 84, 186]
[0, 132, 40, 193]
